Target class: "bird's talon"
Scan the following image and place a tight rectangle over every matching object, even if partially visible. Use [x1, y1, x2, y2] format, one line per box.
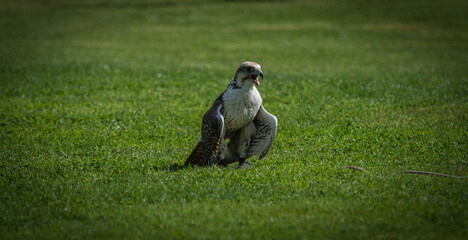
[234, 161, 251, 169]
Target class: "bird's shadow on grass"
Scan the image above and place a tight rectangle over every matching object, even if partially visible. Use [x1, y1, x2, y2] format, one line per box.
[152, 163, 188, 172]
[151, 163, 233, 172]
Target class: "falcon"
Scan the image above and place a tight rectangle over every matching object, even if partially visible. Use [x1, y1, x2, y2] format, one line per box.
[184, 61, 277, 168]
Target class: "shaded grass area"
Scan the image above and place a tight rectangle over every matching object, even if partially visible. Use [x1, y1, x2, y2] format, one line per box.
[1, 0, 467, 239]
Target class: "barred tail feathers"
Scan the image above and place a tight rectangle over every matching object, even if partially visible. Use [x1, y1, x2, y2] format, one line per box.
[184, 141, 205, 165]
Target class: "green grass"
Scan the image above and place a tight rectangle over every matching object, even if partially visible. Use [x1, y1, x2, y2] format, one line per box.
[1, 0, 467, 239]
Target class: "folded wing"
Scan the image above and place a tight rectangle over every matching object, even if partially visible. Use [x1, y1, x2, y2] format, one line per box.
[185, 101, 224, 165]
[247, 106, 277, 159]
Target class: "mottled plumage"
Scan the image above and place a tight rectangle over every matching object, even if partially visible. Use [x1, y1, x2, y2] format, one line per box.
[185, 61, 277, 168]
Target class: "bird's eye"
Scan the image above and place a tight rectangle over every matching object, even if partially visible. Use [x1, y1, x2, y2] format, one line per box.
[246, 67, 253, 72]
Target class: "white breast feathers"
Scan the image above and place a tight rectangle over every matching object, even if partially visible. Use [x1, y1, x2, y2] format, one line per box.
[222, 86, 262, 133]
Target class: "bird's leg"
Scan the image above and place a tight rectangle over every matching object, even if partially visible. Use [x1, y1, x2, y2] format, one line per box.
[236, 122, 256, 161]
[215, 132, 238, 166]
[218, 150, 237, 166]
[239, 158, 251, 167]
[234, 157, 251, 169]
[234, 123, 255, 169]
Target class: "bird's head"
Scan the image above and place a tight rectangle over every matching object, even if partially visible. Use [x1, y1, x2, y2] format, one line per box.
[233, 61, 264, 87]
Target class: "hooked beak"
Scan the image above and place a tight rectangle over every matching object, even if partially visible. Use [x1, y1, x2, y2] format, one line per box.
[256, 70, 264, 79]
[251, 70, 263, 86]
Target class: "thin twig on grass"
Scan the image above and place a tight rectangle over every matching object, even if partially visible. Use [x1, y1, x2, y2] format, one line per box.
[344, 166, 465, 179]
[399, 171, 465, 179]
[345, 166, 365, 171]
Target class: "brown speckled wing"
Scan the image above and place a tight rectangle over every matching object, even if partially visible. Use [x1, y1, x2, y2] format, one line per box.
[185, 93, 225, 165]
[201, 94, 225, 165]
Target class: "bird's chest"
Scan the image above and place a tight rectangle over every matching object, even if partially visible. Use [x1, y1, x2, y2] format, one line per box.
[222, 88, 262, 132]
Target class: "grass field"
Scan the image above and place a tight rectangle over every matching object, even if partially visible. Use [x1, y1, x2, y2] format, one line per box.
[1, 0, 467, 239]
